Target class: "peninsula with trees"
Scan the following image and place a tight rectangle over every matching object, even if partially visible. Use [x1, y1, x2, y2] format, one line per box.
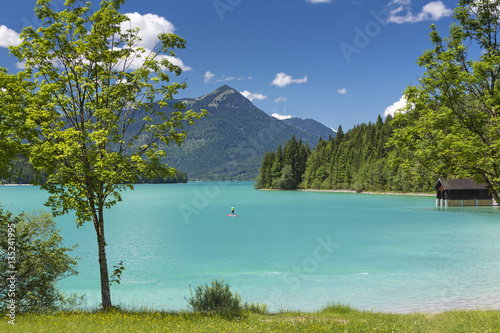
[255, 115, 433, 193]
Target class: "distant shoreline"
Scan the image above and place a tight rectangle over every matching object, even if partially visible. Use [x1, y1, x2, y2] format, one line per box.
[260, 187, 434, 196]
[0, 182, 435, 197]
[298, 188, 434, 197]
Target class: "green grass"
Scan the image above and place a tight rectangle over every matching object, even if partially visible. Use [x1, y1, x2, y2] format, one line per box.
[2, 306, 500, 332]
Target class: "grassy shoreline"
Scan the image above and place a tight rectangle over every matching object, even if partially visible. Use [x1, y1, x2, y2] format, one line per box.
[3, 306, 500, 332]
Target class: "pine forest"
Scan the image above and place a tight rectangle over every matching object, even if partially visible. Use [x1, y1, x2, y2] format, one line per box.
[255, 115, 434, 193]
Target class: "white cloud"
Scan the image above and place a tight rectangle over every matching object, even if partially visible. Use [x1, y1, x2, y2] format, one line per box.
[387, 1, 452, 24]
[337, 88, 347, 95]
[306, 0, 334, 3]
[383, 95, 407, 117]
[123, 12, 176, 49]
[119, 13, 191, 71]
[272, 113, 292, 120]
[221, 76, 245, 82]
[204, 71, 216, 84]
[240, 90, 268, 102]
[274, 97, 288, 103]
[4, 14, 190, 71]
[0, 25, 21, 48]
[16, 50, 193, 71]
[271, 72, 308, 87]
[125, 51, 192, 71]
[203, 71, 251, 84]
[160, 55, 192, 71]
[420, 1, 453, 20]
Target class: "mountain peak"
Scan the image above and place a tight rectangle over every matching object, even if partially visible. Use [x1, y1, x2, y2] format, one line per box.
[217, 84, 235, 92]
[196, 85, 236, 100]
[161, 86, 334, 180]
[196, 85, 251, 109]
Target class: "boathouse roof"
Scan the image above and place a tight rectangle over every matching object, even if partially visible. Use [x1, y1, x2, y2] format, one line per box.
[434, 178, 488, 191]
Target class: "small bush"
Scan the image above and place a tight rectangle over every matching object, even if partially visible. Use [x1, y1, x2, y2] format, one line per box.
[186, 279, 243, 318]
[243, 302, 268, 314]
[0, 209, 80, 313]
[320, 302, 356, 314]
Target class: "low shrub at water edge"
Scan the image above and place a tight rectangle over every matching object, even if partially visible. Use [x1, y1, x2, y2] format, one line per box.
[320, 302, 356, 314]
[243, 301, 269, 315]
[185, 279, 269, 318]
[185, 279, 244, 318]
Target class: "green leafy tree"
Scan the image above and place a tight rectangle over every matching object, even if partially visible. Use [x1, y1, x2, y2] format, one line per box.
[390, 0, 500, 201]
[0, 69, 32, 181]
[0, 209, 79, 312]
[2, 0, 206, 308]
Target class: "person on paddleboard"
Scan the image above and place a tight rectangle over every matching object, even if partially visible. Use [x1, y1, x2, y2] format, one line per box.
[231, 206, 235, 214]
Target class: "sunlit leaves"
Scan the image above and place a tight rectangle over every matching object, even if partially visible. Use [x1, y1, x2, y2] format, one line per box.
[390, 0, 500, 200]
[6, 0, 206, 224]
[2, 0, 206, 308]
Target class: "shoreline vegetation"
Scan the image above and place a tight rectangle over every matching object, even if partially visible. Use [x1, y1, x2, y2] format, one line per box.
[0, 156, 189, 185]
[0, 182, 434, 194]
[296, 188, 434, 196]
[3, 306, 500, 332]
[255, 117, 435, 194]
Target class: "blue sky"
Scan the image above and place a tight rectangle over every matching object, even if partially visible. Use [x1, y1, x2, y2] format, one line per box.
[0, 0, 457, 130]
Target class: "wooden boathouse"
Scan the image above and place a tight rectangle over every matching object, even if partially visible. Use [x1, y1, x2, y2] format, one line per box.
[434, 178, 493, 207]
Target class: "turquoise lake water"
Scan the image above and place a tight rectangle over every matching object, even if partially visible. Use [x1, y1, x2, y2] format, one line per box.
[1, 182, 500, 313]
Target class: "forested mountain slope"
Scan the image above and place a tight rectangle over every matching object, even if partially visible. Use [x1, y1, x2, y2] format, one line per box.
[158, 85, 334, 180]
[280, 117, 334, 139]
[2, 85, 337, 183]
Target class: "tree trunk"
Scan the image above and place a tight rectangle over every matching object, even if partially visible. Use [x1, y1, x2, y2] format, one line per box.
[93, 205, 112, 309]
[97, 223, 112, 308]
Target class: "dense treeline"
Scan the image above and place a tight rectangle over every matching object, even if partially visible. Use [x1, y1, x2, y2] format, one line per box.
[255, 135, 311, 189]
[255, 115, 434, 193]
[0, 156, 188, 184]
